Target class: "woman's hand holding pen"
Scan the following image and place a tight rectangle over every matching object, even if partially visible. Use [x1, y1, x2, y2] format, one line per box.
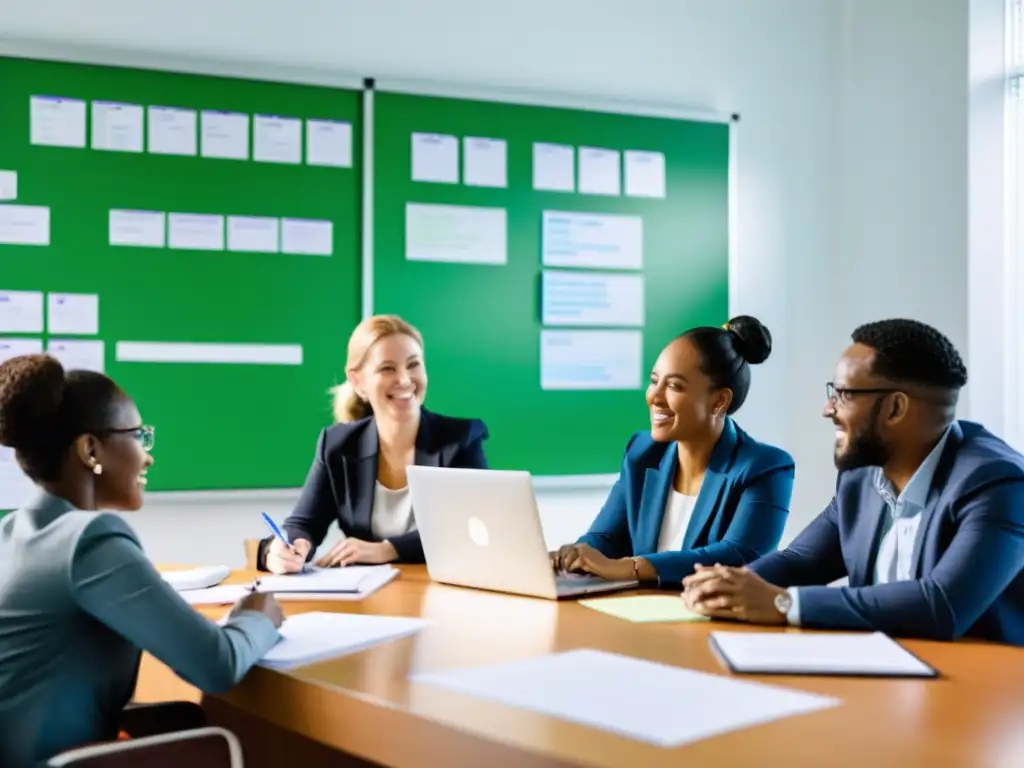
[266, 537, 312, 575]
[229, 580, 284, 628]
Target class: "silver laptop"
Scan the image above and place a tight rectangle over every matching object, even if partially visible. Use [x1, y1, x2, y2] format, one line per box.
[407, 465, 638, 600]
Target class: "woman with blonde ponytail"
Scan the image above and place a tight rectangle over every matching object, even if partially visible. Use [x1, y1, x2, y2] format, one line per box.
[257, 314, 490, 573]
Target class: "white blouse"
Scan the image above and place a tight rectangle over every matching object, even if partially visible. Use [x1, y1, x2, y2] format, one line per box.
[370, 482, 417, 540]
[656, 490, 699, 552]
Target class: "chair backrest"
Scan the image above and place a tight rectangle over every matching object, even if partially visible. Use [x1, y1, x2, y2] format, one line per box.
[243, 539, 261, 570]
[48, 727, 243, 768]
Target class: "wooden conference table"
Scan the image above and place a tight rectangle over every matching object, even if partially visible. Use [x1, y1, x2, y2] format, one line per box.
[138, 566, 1024, 767]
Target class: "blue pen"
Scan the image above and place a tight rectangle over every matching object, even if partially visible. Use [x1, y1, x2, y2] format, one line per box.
[260, 512, 311, 571]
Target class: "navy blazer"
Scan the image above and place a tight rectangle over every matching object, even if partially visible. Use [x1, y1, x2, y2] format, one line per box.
[257, 409, 488, 569]
[749, 420, 1024, 644]
[577, 418, 795, 586]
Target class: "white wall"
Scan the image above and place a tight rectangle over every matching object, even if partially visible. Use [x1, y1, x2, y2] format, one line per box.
[1, 0, 979, 565]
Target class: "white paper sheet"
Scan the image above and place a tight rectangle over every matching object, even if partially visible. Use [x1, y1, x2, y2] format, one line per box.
[463, 137, 507, 188]
[0, 446, 35, 511]
[542, 270, 644, 327]
[259, 611, 429, 670]
[542, 211, 642, 270]
[169, 213, 225, 251]
[178, 585, 249, 606]
[91, 101, 143, 153]
[162, 565, 232, 591]
[0, 171, 17, 201]
[281, 218, 332, 256]
[406, 203, 506, 265]
[0, 337, 44, 363]
[253, 115, 302, 164]
[412, 133, 459, 184]
[30, 96, 86, 148]
[115, 341, 302, 365]
[0, 204, 50, 246]
[578, 147, 621, 196]
[256, 566, 396, 594]
[200, 111, 249, 160]
[532, 142, 575, 192]
[46, 339, 104, 373]
[47, 293, 99, 335]
[709, 631, 937, 677]
[625, 150, 666, 198]
[306, 119, 352, 167]
[227, 216, 279, 253]
[109, 210, 165, 248]
[148, 106, 197, 156]
[412, 648, 839, 747]
[0, 291, 44, 333]
[540, 329, 642, 390]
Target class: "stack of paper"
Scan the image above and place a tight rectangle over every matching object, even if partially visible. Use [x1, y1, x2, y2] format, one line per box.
[260, 611, 429, 670]
[708, 631, 938, 677]
[410, 648, 840, 747]
[257, 565, 399, 600]
[179, 584, 249, 606]
[162, 565, 231, 591]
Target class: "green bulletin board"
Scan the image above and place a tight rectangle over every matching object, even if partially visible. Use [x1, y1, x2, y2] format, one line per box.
[372, 89, 730, 476]
[0, 56, 362, 494]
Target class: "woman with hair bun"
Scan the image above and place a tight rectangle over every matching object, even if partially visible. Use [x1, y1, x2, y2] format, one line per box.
[258, 314, 489, 574]
[0, 354, 284, 767]
[553, 315, 795, 588]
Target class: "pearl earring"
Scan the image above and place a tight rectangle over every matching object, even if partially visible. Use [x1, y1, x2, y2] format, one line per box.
[91, 461, 102, 476]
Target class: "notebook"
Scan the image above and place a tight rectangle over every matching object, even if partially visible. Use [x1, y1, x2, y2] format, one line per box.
[259, 611, 429, 670]
[256, 565, 398, 595]
[709, 630, 938, 678]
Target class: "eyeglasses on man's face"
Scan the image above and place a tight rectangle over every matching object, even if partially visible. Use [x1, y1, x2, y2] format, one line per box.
[825, 382, 899, 406]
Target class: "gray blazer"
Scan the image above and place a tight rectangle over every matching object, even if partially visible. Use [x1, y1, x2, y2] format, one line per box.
[0, 491, 281, 767]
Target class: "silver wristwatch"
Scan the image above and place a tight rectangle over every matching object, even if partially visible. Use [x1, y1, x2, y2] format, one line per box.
[773, 590, 793, 617]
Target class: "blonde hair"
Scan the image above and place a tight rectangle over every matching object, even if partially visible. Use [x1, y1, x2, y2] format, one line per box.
[330, 314, 424, 423]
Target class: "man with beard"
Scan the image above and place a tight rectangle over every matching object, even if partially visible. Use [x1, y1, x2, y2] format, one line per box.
[681, 319, 1024, 645]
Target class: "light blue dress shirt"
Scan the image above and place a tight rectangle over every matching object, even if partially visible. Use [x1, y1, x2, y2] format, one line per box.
[785, 428, 951, 624]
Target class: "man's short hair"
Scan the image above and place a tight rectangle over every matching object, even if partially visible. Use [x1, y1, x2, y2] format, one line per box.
[852, 319, 968, 391]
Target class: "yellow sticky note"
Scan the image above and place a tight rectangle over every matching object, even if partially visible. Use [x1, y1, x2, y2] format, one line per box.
[579, 595, 710, 623]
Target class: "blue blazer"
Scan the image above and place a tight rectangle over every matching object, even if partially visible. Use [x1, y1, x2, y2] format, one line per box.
[577, 418, 795, 586]
[749, 420, 1024, 644]
[257, 408, 488, 569]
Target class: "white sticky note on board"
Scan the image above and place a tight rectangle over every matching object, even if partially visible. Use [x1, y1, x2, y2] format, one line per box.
[253, 115, 302, 164]
[578, 147, 621, 196]
[281, 218, 332, 256]
[624, 150, 666, 199]
[412, 133, 458, 184]
[463, 137, 507, 188]
[109, 210, 165, 248]
[0, 171, 17, 201]
[0, 291, 44, 334]
[540, 329, 642, 391]
[228, 216, 279, 253]
[148, 106, 197, 156]
[30, 96, 86, 148]
[532, 142, 575, 192]
[405, 203, 507, 265]
[169, 213, 225, 251]
[0, 337, 44, 363]
[47, 293, 99, 336]
[306, 119, 352, 167]
[47, 339, 105, 373]
[91, 101, 144, 153]
[201, 111, 249, 160]
[542, 270, 644, 327]
[0, 205, 50, 246]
